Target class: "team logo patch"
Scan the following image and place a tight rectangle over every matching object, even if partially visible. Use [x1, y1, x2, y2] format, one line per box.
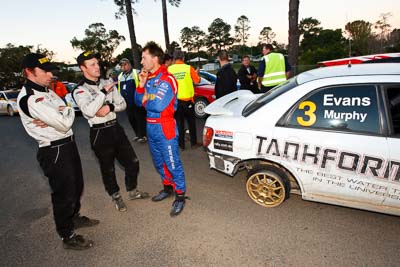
[35, 97, 44, 103]
[38, 57, 49, 64]
[215, 130, 234, 139]
[159, 82, 169, 89]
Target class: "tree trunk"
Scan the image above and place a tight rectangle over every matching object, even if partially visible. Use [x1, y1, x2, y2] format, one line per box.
[162, 0, 171, 53]
[125, 0, 141, 69]
[288, 0, 300, 75]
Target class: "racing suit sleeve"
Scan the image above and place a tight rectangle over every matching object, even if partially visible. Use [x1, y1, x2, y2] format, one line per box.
[73, 86, 106, 118]
[27, 95, 75, 133]
[135, 87, 144, 107]
[144, 80, 175, 113]
[109, 87, 127, 112]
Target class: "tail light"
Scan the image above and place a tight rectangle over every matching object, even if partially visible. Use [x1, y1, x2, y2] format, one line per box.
[203, 126, 214, 147]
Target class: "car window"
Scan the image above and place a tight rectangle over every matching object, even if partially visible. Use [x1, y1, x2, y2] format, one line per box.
[5, 91, 19, 99]
[283, 84, 381, 135]
[66, 83, 77, 92]
[200, 72, 216, 84]
[386, 86, 400, 136]
[0, 93, 4, 99]
[242, 78, 298, 117]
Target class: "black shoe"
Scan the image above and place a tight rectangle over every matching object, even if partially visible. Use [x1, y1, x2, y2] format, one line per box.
[62, 234, 93, 250]
[170, 195, 188, 217]
[151, 189, 173, 202]
[73, 214, 100, 229]
[128, 189, 150, 200]
[112, 193, 127, 212]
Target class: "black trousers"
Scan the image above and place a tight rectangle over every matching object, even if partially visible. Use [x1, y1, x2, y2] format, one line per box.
[90, 123, 139, 196]
[175, 100, 197, 149]
[37, 140, 83, 239]
[126, 104, 147, 138]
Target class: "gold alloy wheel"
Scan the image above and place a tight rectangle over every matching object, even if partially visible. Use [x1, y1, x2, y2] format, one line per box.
[246, 171, 286, 208]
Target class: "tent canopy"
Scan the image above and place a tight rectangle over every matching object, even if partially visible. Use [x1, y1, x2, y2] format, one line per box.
[187, 57, 208, 62]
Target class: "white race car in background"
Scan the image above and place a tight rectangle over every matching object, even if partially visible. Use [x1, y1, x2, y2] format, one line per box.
[203, 63, 400, 216]
[63, 82, 80, 113]
[0, 89, 20, 116]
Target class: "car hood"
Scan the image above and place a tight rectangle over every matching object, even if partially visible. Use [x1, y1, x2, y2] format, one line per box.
[195, 84, 214, 90]
[204, 90, 257, 116]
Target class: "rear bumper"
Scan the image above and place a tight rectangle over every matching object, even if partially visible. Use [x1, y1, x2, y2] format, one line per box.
[207, 149, 241, 176]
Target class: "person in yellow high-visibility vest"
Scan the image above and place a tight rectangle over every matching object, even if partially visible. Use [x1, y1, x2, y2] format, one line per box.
[168, 50, 201, 150]
[257, 44, 291, 93]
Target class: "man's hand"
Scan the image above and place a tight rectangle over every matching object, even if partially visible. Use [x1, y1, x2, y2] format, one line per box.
[96, 105, 111, 117]
[139, 70, 148, 88]
[103, 82, 117, 93]
[33, 118, 48, 128]
[59, 106, 65, 111]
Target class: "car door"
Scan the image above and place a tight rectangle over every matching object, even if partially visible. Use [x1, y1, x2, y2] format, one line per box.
[382, 84, 400, 209]
[0, 92, 6, 113]
[273, 84, 389, 209]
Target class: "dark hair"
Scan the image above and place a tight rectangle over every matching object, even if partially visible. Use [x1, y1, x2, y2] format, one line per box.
[142, 41, 164, 64]
[23, 67, 35, 78]
[163, 53, 173, 63]
[218, 50, 229, 61]
[173, 50, 184, 60]
[242, 55, 250, 60]
[262, 43, 274, 51]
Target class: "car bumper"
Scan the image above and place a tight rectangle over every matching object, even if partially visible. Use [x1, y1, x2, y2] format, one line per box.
[207, 149, 241, 176]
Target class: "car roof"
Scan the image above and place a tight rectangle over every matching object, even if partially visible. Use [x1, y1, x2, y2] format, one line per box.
[0, 89, 21, 93]
[296, 63, 400, 85]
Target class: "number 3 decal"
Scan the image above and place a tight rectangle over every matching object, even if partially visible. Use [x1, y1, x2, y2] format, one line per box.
[297, 101, 316, 127]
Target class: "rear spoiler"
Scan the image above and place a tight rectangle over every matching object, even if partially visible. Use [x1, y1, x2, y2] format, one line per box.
[318, 53, 400, 67]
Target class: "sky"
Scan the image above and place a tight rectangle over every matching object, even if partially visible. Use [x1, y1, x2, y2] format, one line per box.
[1, 0, 399, 63]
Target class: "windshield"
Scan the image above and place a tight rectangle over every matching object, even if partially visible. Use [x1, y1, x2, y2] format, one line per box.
[200, 72, 217, 84]
[196, 77, 212, 86]
[5, 91, 19, 99]
[242, 78, 298, 117]
[66, 83, 77, 92]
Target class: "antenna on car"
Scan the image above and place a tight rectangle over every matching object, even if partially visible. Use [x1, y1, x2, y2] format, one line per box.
[346, 13, 352, 68]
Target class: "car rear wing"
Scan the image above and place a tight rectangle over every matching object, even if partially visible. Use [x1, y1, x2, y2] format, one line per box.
[317, 53, 400, 67]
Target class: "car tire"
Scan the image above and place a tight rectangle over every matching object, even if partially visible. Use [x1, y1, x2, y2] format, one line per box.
[246, 166, 290, 208]
[194, 97, 209, 119]
[7, 105, 14, 116]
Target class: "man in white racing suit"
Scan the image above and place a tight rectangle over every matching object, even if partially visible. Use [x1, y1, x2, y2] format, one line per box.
[17, 53, 99, 250]
[73, 51, 148, 212]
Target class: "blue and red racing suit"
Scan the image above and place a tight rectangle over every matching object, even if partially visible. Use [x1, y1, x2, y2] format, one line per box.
[135, 65, 186, 194]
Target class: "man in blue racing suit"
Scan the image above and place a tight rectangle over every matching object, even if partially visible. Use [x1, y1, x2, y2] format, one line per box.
[135, 41, 188, 216]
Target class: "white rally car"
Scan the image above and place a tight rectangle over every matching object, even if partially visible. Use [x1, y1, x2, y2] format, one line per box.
[203, 63, 400, 216]
[0, 89, 20, 116]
